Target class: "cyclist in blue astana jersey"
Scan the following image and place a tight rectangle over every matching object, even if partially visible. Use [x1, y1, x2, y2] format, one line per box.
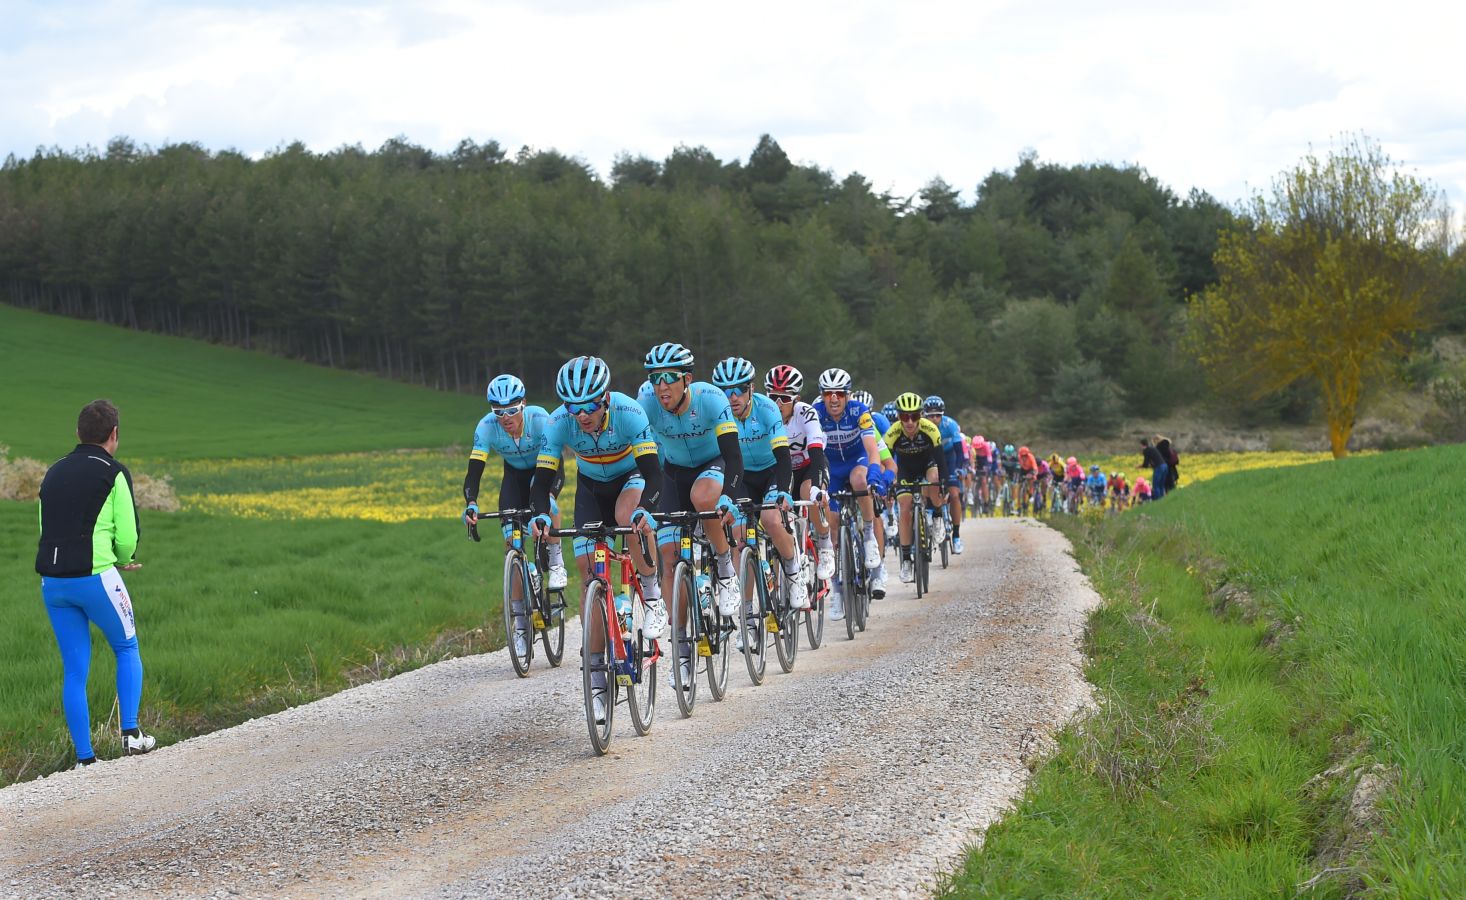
[638, 342, 747, 630]
[852, 389, 893, 599]
[713, 357, 808, 611]
[813, 367, 883, 621]
[463, 375, 569, 593]
[923, 395, 966, 554]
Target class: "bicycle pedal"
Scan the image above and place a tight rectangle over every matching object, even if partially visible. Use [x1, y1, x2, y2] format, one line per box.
[531, 611, 547, 629]
[696, 636, 712, 657]
[765, 613, 780, 633]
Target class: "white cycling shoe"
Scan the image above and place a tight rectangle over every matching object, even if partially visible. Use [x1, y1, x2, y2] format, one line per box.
[511, 629, 529, 658]
[789, 576, 810, 611]
[930, 517, 946, 545]
[863, 534, 881, 569]
[953, 536, 964, 554]
[546, 563, 569, 591]
[828, 590, 845, 621]
[871, 565, 887, 600]
[816, 544, 835, 580]
[592, 690, 608, 724]
[122, 732, 156, 755]
[642, 598, 668, 639]
[899, 557, 915, 584]
[715, 575, 741, 617]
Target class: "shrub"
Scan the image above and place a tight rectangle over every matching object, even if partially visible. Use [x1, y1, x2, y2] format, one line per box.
[1042, 360, 1125, 436]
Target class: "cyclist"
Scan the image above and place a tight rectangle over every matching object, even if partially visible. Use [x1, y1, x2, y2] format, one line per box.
[971, 435, 992, 511]
[884, 393, 948, 585]
[1085, 465, 1108, 507]
[1016, 446, 1039, 512]
[854, 389, 894, 599]
[529, 356, 662, 725]
[766, 365, 834, 583]
[813, 368, 883, 622]
[711, 357, 806, 612]
[922, 396, 965, 553]
[637, 343, 748, 672]
[463, 374, 569, 660]
[1135, 474, 1152, 503]
[1110, 471, 1130, 511]
[1064, 455, 1085, 509]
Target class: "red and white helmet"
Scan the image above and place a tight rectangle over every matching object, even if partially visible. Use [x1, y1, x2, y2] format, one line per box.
[764, 364, 803, 395]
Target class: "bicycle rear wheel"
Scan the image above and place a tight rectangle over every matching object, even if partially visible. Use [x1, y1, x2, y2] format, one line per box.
[541, 587, 566, 666]
[627, 596, 657, 736]
[504, 552, 532, 678]
[581, 581, 614, 755]
[737, 546, 768, 686]
[841, 519, 858, 641]
[670, 562, 698, 718]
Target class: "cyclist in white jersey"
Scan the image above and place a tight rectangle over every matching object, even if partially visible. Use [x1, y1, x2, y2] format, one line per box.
[766, 364, 834, 581]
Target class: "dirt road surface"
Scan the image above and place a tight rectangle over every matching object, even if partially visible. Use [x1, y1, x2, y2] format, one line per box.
[1, 518, 1099, 898]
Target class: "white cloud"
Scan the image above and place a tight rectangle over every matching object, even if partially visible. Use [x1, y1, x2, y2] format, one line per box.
[2, 0, 1465, 211]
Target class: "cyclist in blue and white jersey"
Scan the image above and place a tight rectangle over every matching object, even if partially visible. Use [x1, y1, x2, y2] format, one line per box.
[463, 374, 570, 660]
[712, 357, 808, 613]
[530, 356, 663, 725]
[766, 364, 835, 581]
[923, 396, 966, 554]
[1085, 465, 1109, 507]
[813, 368, 883, 621]
[637, 342, 747, 627]
[852, 389, 894, 599]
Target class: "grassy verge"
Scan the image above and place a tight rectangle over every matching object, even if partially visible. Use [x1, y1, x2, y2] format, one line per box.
[945, 445, 1465, 896]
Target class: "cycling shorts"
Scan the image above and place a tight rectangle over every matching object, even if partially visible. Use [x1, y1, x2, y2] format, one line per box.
[895, 455, 939, 484]
[657, 457, 726, 547]
[573, 470, 646, 557]
[792, 462, 823, 497]
[827, 455, 870, 511]
[499, 464, 561, 540]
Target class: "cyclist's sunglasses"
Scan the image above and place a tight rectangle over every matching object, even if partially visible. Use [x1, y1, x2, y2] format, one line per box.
[898, 411, 922, 422]
[767, 392, 796, 404]
[648, 370, 686, 386]
[567, 398, 606, 415]
[491, 403, 525, 418]
[722, 384, 751, 398]
[821, 389, 848, 399]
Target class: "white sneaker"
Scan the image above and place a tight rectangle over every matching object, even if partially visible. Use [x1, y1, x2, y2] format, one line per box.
[715, 575, 741, 617]
[122, 732, 156, 755]
[73, 759, 96, 771]
[512, 629, 529, 658]
[817, 544, 835, 580]
[828, 590, 845, 621]
[592, 690, 607, 724]
[953, 536, 964, 555]
[642, 598, 667, 639]
[871, 565, 887, 600]
[547, 563, 569, 591]
[789, 576, 810, 611]
[862, 534, 880, 570]
[900, 557, 914, 583]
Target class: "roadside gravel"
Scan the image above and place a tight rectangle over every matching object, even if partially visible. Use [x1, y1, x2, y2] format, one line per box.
[1, 518, 1098, 898]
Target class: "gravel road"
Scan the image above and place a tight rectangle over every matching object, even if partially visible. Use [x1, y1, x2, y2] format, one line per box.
[1, 518, 1099, 899]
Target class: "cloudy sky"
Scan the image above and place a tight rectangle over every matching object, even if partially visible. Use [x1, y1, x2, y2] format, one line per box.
[4, 0, 1464, 209]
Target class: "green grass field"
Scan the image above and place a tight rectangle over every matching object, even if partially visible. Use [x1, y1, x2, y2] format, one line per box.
[1, 306, 580, 785]
[946, 444, 1466, 896]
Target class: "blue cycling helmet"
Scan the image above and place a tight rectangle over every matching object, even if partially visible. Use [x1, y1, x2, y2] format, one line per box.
[485, 374, 526, 406]
[850, 389, 874, 408]
[923, 395, 945, 413]
[555, 356, 611, 404]
[882, 402, 898, 419]
[710, 356, 756, 388]
[644, 342, 695, 371]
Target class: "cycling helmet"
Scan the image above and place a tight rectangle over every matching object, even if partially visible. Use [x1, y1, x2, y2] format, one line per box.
[555, 356, 611, 404]
[818, 367, 852, 392]
[1019, 446, 1032, 457]
[765, 364, 803, 394]
[974, 434, 985, 445]
[644, 341, 694, 371]
[1090, 464, 1100, 473]
[1117, 472, 1125, 480]
[485, 374, 526, 406]
[882, 402, 898, 419]
[711, 356, 756, 389]
[923, 395, 945, 413]
[1066, 456, 1077, 466]
[850, 389, 874, 408]
[894, 392, 923, 413]
[1004, 444, 1016, 454]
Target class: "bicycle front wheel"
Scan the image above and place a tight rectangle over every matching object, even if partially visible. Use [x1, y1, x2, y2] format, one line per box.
[939, 520, 950, 570]
[670, 562, 698, 718]
[841, 519, 858, 641]
[541, 587, 566, 667]
[627, 596, 657, 737]
[738, 546, 767, 686]
[773, 557, 797, 673]
[504, 552, 532, 678]
[581, 580, 614, 756]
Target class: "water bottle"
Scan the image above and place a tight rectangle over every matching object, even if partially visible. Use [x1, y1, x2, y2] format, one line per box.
[529, 565, 542, 596]
[615, 591, 633, 638]
[695, 573, 713, 615]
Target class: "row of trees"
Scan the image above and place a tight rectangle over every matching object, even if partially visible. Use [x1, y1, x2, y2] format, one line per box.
[0, 135, 1232, 427]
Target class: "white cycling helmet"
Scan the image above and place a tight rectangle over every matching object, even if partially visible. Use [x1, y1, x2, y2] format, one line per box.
[850, 389, 874, 408]
[818, 367, 852, 392]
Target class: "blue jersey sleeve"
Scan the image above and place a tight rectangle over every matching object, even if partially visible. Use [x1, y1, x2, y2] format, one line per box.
[537, 408, 570, 470]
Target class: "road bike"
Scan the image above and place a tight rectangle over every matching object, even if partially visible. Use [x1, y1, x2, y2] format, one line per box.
[549, 520, 659, 756]
[735, 499, 813, 683]
[827, 490, 873, 640]
[894, 480, 933, 598]
[470, 508, 567, 678]
[659, 509, 736, 718]
[797, 499, 831, 650]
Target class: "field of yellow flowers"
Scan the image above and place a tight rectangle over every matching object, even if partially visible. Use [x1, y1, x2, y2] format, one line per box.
[1084, 451, 1343, 487]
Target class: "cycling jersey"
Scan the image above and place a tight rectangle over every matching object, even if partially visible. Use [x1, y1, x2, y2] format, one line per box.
[870, 411, 895, 462]
[731, 393, 789, 473]
[1018, 451, 1038, 474]
[814, 398, 877, 467]
[930, 415, 962, 452]
[637, 381, 738, 468]
[783, 401, 826, 469]
[1065, 462, 1084, 481]
[882, 419, 948, 482]
[1086, 474, 1108, 495]
[470, 405, 550, 472]
[538, 392, 658, 482]
[973, 441, 991, 460]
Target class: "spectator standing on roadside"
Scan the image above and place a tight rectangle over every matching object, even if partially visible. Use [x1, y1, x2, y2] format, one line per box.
[1140, 437, 1168, 500]
[35, 400, 155, 769]
[1156, 435, 1179, 491]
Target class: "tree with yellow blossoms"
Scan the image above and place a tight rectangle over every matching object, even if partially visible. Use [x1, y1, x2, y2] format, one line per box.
[1188, 136, 1454, 458]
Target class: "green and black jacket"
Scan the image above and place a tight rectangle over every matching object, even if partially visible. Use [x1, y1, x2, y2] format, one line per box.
[35, 444, 140, 577]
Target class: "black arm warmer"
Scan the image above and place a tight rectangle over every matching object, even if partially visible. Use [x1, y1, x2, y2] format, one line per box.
[717, 431, 746, 500]
[772, 444, 792, 495]
[807, 445, 830, 490]
[635, 452, 663, 511]
[463, 458, 486, 505]
[529, 465, 558, 516]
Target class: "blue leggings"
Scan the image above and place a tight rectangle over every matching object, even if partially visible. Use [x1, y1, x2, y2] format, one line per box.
[42, 569, 143, 759]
